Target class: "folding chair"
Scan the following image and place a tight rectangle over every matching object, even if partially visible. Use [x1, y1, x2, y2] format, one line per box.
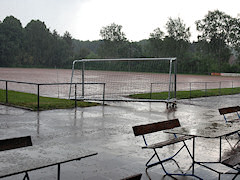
[132, 119, 193, 178]
[219, 106, 240, 149]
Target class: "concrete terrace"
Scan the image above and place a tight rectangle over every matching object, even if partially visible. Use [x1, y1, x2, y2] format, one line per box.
[1, 94, 240, 180]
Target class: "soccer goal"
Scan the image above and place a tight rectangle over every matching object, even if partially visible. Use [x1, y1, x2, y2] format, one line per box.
[69, 58, 177, 105]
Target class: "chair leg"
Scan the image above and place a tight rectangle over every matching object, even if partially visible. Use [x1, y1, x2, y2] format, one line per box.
[153, 149, 170, 175]
[182, 140, 193, 159]
[145, 140, 194, 178]
[146, 153, 156, 167]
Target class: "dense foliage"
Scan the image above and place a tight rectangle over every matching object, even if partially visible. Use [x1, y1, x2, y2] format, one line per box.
[1, 10, 240, 74]
[0, 16, 73, 68]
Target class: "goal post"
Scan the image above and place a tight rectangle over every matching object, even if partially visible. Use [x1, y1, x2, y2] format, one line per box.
[69, 57, 177, 103]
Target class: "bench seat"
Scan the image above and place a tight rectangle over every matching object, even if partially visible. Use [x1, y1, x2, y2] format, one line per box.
[142, 135, 192, 149]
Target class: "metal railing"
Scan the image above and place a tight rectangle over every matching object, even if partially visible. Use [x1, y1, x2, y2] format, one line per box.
[150, 81, 240, 99]
[1, 79, 240, 110]
[0, 80, 106, 110]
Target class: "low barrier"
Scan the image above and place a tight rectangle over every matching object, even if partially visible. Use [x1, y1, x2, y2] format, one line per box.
[1, 79, 240, 110]
[211, 73, 240, 77]
[150, 80, 240, 99]
[0, 80, 106, 110]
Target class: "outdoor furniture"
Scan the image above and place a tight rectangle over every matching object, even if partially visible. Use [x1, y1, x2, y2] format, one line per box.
[132, 119, 193, 178]
[0, 136, 32, 151]
[218, 106, 240, 148]
[218, 106, 240, 123]
[165, 122, 240, 179]
[0, 142, 97, 180]
[121, 173, 142, 180]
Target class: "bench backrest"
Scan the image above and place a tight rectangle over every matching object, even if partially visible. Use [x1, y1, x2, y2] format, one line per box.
[121, 173, 142, 180]
[218, 106, 240, 123]
[218, 106, 240, 115]
[0, 136, 32, 151]
[132, 119, 180, 136]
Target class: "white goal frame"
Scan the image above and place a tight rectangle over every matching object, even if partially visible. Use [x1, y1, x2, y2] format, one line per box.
[69, 57, 177, 103]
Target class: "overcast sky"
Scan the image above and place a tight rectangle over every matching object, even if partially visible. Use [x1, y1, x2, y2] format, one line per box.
[0, 0, 239, 42]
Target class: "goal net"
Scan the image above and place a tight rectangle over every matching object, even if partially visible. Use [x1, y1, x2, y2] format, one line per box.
[69, 58, 177, 102]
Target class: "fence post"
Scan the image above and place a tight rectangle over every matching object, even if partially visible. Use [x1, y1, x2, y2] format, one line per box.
[75, 83, 77, 108]
[37, 84, 40, 111]
[189, 82, 191, 99]
[150, 83, 152, 99]
[219, 82, 221, 95]
[205, 82, 207, 97]
[103, 83, 105, 105]
[5, 81, 8, 103]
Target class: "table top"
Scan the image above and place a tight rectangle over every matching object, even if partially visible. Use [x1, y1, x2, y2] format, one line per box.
[165, 122, 240, 138]
[0, 142, 97, 178]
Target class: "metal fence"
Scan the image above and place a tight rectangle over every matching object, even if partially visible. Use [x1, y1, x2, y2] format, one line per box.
[150, 81, 240, 99]
[1, 79, 240, 110]
[0, 80, 106, 110]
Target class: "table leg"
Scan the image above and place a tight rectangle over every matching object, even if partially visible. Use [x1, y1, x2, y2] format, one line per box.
[219, 137, 222, 162]
[58, 163, 61, 180]
[192, 137, 195, 175]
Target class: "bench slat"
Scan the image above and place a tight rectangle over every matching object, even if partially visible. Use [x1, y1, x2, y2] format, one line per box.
[219, 106, 240, 115]
[222, 151, 240, 167]
[142, 135, 192, 149]
[132, 119, 180, 136]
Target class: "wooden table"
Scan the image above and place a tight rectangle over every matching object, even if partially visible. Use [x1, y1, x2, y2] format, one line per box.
[165, 122, 240, 179]
[0, 143, 97, 180]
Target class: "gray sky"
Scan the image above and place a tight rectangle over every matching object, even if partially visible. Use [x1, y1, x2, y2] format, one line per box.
[0, 0, 239, 41]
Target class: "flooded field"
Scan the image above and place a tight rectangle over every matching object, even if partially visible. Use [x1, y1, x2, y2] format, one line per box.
[1, 67, 240, 100]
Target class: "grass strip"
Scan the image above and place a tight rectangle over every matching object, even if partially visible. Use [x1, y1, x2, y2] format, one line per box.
[0, 89, 99, 111]
[129, 87, 240, 100]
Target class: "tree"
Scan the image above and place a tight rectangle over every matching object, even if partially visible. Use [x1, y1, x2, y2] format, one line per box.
[63, 31, 73, 46]
[195, 10, 234, 71]
[166, 17, 191, 41]
[150, 28, 164, 40]
[148, 28, 165, 57]
[24, 20, 52, 66]
[100, 23, 126, 42]
[196, 10, 231, 43]
[98, 23, 128, 58]
[165, 17, 191, 73]
[0, 16, 24, 66]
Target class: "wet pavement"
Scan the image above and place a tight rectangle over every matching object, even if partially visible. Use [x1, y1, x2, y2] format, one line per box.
[1, 94, 240, 180]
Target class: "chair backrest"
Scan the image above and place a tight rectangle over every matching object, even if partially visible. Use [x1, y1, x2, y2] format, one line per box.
[218, 106, 240, 123]
[132, 119, 180, 136]
[218, 106, 240, 115]
[0, 136, 32, 151]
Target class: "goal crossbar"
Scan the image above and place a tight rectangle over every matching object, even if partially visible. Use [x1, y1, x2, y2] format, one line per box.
[72, 57, 176, 63]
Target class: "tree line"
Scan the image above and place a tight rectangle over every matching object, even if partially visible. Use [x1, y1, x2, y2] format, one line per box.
[1, 10, 240, 74]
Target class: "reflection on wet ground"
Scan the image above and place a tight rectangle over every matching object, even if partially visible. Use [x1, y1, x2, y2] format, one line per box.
[1, 95, 240, 179]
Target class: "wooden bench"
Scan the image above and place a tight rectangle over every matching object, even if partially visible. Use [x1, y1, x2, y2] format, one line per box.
[219, 106, 240, 149]
[132, 119, 192, 175]
[219, 106, 240, 123]
[121, 173, 142, 180]
[0, 136, 32, 151]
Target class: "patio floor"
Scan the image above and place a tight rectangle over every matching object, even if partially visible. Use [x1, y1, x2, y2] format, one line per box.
[1, 94, 240, 180]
